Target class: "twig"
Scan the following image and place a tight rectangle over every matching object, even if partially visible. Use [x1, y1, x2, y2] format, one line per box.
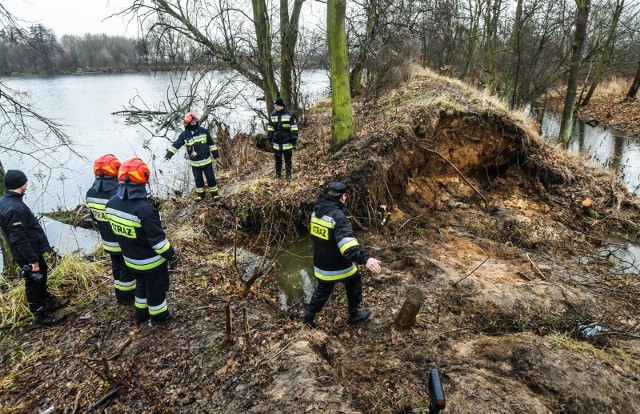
[435, 257, 490, 323]
[526, 253, 547, 280]
[417, 145, 488, 208]
[108, 326, 142, 361]
[243, 307, 252, 354]
[515, 271, 532, 281]
[71, 389, 82, 414]
[84, 385, 122, 412]
[79, 359, 109, 382]
[255, 332, 300, 368]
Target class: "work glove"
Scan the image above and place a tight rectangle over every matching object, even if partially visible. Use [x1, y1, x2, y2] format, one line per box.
[168, 253, 181, 269]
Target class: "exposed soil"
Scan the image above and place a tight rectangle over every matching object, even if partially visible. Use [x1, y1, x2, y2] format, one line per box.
[2, 68, 640, 414]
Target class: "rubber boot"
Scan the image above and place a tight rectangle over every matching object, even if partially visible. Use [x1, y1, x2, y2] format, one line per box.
[302, 310, 318, 329]
[348, 309, 371, 325]
[34, 310, 65, 326]
[45, 294, 69, 312]
[149, 310, 176, 327]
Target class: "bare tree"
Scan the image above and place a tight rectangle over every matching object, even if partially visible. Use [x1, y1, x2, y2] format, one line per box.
[559, 0, 591, 144]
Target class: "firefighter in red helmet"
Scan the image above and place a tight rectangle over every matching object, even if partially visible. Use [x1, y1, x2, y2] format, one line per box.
[164, 112, 221, 202]
[86, 154, 136, 305]
[106, 158, 180, 325]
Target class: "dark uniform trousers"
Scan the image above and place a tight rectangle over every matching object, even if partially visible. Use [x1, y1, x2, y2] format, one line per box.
[193, 163, 218, 196]
[134, 262, 170, 323]
[17, 255, 49, 313]
[307, 272, 363, 315]
[110, 254, 135, 303]
[274, 147, 293, 178]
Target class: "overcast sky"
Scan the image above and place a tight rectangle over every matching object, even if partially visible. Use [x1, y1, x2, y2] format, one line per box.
[3, 0, 136, 38]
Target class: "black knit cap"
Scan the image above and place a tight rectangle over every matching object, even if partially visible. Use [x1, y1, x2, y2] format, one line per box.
[4, 170, 28, 190]
[329, 181, 350, 195]
[274, 97, 285, 106]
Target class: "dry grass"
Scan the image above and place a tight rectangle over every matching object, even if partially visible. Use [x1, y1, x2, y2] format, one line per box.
[0, 254, 107, 329]
[593, 77, 631, 100]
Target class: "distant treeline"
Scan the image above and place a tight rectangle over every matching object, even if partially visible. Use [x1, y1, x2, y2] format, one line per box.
[0, 23, 325, 75]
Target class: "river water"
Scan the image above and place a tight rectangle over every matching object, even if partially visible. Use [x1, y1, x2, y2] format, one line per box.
[0, 70, 330, 258]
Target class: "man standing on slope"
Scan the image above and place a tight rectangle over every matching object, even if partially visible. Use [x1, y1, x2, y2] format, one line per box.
[106, 158, 180, 325]
[303, 182, 382, 329]
[86, 154, 136, 304]
[164, 112, 221, 202]
[0, 170, 69, 325]
[267, 97, 298, 181]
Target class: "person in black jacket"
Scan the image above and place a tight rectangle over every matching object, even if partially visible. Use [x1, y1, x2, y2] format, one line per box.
[267, 97, 298, 181]
[106, 158, 180, 325]
[303, 182, 382, 329]
[86, 154, 135, 304]
[0, 170, 69, 325]
[164, 112, 220, 202]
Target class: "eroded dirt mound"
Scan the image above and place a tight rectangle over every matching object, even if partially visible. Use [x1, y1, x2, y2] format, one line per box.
[2, 67, 640, 414]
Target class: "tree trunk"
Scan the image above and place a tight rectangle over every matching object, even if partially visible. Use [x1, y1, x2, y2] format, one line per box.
[508, 0, 523, 109]
[252, 0, 279, 113]
[394, 287, 426, 330]
[461, 0, 481, 80]
[581, 0, 624, 107]
[327, 0, 354, 151]
[483, 0, 501, 94]
[350, 0, 378, 96]
[559, 0, 591, 144]
[626, 60, 640, 100]
[280, 0, 305, 110]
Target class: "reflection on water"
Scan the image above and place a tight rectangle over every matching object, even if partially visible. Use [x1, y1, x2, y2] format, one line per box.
[533, 108, 640, 273]
[534, 109, 640, 197]
[275, 238, 315, 310]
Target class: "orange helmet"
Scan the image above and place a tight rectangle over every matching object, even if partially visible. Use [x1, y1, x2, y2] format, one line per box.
[118, 158, 150, 184]
[184, 112, 199, 126]
[93, 154, 121, 177]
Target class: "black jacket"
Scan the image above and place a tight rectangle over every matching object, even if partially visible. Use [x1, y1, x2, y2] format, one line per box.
[267, 107, 298, 149]
[309, 196, 369, 281]
[0, 190, 51, 263]
[105, 183, 176, 273]
[86, 176, 121, 254]
[165, 125, 219, 167]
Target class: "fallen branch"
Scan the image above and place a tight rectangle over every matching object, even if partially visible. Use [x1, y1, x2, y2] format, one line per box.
[526, 253, 547, 280]
[84, 385, 122, 412]
[417, 145, 488, 208]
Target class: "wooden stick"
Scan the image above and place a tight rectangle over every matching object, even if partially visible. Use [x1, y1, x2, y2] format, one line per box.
[79, 359, 109, 382]
[526, 253, 547, 280]
[243, 307, 252, 354]
[86, 385, 122, 412]
[225, 300, 232, 345]
[417, 145, 488, 208]
[71, 389, 82, 414]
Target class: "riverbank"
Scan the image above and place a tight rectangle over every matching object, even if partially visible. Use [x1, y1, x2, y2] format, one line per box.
[552, 77, 640, 138]
[2, 67, 640, 413]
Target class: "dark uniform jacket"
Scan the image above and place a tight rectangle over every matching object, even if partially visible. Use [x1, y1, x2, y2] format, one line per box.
[165, 125, 219, 167]
[86, 176, 121, 254]
[267, 107, 298, 151]
[309, 196, 370, 281]
[0, 190, 51, 263]
[105, 183, 176, 272]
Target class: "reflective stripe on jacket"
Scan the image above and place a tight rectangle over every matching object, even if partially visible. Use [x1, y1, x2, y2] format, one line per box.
[268, 107, 298, 150]
[105, 186, 175, 272]
[165, 125, 219, 167]
[86, 176, 121, 254]
[310, 196, 369, 281]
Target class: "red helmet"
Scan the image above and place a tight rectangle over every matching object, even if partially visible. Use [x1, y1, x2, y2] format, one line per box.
[93, 154, 121, 177]
[118, 158, 150, 184]
[184, 112, 200, 126]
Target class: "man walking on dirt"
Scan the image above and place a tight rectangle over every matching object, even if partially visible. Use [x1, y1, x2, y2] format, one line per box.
[0, 170, 69, 325]
[86, 154, 136, 305]
[164, 112, 221, 202]
[267, 97, 298, 181]
[303, 182, 382, 328]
